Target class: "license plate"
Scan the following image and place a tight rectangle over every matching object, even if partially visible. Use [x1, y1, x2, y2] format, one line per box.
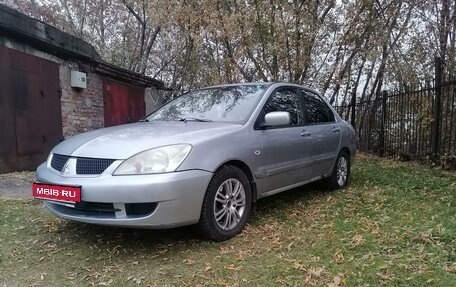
[32, 182, 81, 203]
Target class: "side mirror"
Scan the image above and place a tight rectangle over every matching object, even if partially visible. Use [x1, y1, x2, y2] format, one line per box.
[263, 111, 291, 128]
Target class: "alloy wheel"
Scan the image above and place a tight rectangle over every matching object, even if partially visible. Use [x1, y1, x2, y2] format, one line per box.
[213, 178, 246, 231]
[336, 156, 348, 186]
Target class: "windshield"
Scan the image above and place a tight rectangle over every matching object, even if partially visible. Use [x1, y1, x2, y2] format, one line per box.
[147, 85, 268, 124]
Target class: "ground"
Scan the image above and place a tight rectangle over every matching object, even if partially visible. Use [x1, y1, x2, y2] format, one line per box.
[0, 171, 34, 199]
[0, 155, 455, 286]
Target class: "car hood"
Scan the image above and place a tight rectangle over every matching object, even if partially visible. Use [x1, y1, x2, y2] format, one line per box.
[52, 121, 241, 159]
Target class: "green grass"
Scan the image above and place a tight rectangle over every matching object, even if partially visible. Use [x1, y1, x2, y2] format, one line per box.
[0, 155, 455, 286]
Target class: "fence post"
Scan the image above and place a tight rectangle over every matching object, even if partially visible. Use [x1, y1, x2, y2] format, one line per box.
[379, 91, 388, 157]
[432, 56, 442, 156]
[350, 93, 356, 129]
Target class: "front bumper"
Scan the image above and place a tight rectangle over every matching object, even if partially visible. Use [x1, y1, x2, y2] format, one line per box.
[36, 163, 213, 228]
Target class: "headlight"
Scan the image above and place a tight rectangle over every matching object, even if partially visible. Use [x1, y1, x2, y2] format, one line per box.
[46, 153, 53, 168]
[113, 144, 192, 175]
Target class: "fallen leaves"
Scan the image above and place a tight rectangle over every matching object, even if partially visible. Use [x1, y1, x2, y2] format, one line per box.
[1, 156, 455, 286]
[349, 234, 364, 247]
[376, 266, 394, 281]
[301, 267, 327, 285]
[97, 279, 113, 286]
[224, 264, 241, 271]
[328, 274, 345, 287]
[333, 250, 345, 264]
[40, 273, 47, 280]
[308, 267, 324, 277]
[183, 258, 195, 265]
[444, 263, 456, 273]
[126, 276, 145, 284]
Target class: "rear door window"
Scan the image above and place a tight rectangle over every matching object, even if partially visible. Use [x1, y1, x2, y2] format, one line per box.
[300, 90, 335, 124]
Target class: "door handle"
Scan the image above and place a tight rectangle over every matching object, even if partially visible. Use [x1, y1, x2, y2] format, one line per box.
[332, 127, 341, 133]
[300, 130, 311, 137]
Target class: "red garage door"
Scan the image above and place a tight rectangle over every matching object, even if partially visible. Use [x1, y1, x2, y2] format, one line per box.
[0, 46, 63, 173]
[103, 79, 145, 127]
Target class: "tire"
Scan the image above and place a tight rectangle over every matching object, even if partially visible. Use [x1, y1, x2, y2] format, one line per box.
[198, 165, 252, 241]
[325, 150, 350, 189]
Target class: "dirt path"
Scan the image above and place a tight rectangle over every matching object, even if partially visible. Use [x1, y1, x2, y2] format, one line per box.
[0, 171, 35, 199]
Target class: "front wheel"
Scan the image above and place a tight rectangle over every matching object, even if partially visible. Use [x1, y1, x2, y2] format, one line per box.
[197, 165, 252, 241]
[325, 150, 350, 189]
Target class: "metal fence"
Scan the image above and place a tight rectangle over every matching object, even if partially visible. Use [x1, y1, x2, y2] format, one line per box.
[335, 75, 456, 165]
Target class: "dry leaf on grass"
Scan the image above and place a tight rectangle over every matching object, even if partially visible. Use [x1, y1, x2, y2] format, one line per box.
[333, 250, 345, 263]
[444, 263, 456, 273]
[97, 279, 113, 286]
[376, 268, 393, 280]
[308, 267, 324, 277]
[350, 235, 364, 247]
[183, 258, 195, 265]
[224, 264, 241, 271]
[327, 274, 345, 287]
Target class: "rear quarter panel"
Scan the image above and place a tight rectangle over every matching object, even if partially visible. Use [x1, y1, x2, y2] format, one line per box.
[341, 121, 356, 164]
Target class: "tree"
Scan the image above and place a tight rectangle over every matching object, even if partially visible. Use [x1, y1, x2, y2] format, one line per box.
[4, 0, 454, 102]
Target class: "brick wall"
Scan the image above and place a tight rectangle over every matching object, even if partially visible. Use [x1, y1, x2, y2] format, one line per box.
[59, 62, 104, 138]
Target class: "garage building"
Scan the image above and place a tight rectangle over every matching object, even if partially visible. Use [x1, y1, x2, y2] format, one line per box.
[0, 4, 166, 173]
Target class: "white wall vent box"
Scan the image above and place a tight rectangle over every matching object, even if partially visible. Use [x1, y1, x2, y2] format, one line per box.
[71, 71, 87, 89]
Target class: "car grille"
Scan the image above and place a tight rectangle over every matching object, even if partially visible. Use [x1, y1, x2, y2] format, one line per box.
[76, 157, 116, 175]
[48, 201, 158, 218]
[74, 202, 119, 216]
[51, 154, 115, 175]
[49, 201, 117, 218]
[51, 154, 70, 172]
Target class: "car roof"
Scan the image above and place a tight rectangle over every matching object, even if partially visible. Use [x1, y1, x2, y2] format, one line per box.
[200, 82, 274, 89]
[199, 82, 321, 96]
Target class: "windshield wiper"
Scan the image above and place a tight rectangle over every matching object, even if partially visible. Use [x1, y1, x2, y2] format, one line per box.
[139, 118, 149, 122]
[178, 117, 213, 123]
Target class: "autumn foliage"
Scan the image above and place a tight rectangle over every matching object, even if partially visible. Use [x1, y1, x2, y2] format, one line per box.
[5, 0, 456, 105]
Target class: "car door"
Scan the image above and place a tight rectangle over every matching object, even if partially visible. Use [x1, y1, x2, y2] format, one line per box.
[298, 89, 341, 178]
[255, 87, 314, 195]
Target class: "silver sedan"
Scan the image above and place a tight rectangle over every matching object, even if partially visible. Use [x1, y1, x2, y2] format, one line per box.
[34, 83, 356, 241]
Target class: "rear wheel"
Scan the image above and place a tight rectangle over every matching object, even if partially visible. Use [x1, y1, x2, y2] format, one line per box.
[198, 165, 251, 241]
[325, 150, 350, 189]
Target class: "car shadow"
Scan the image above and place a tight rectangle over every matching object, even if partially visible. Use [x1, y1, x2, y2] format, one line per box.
[53, 181, 333, 251]
[253, 181, 329, 217]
